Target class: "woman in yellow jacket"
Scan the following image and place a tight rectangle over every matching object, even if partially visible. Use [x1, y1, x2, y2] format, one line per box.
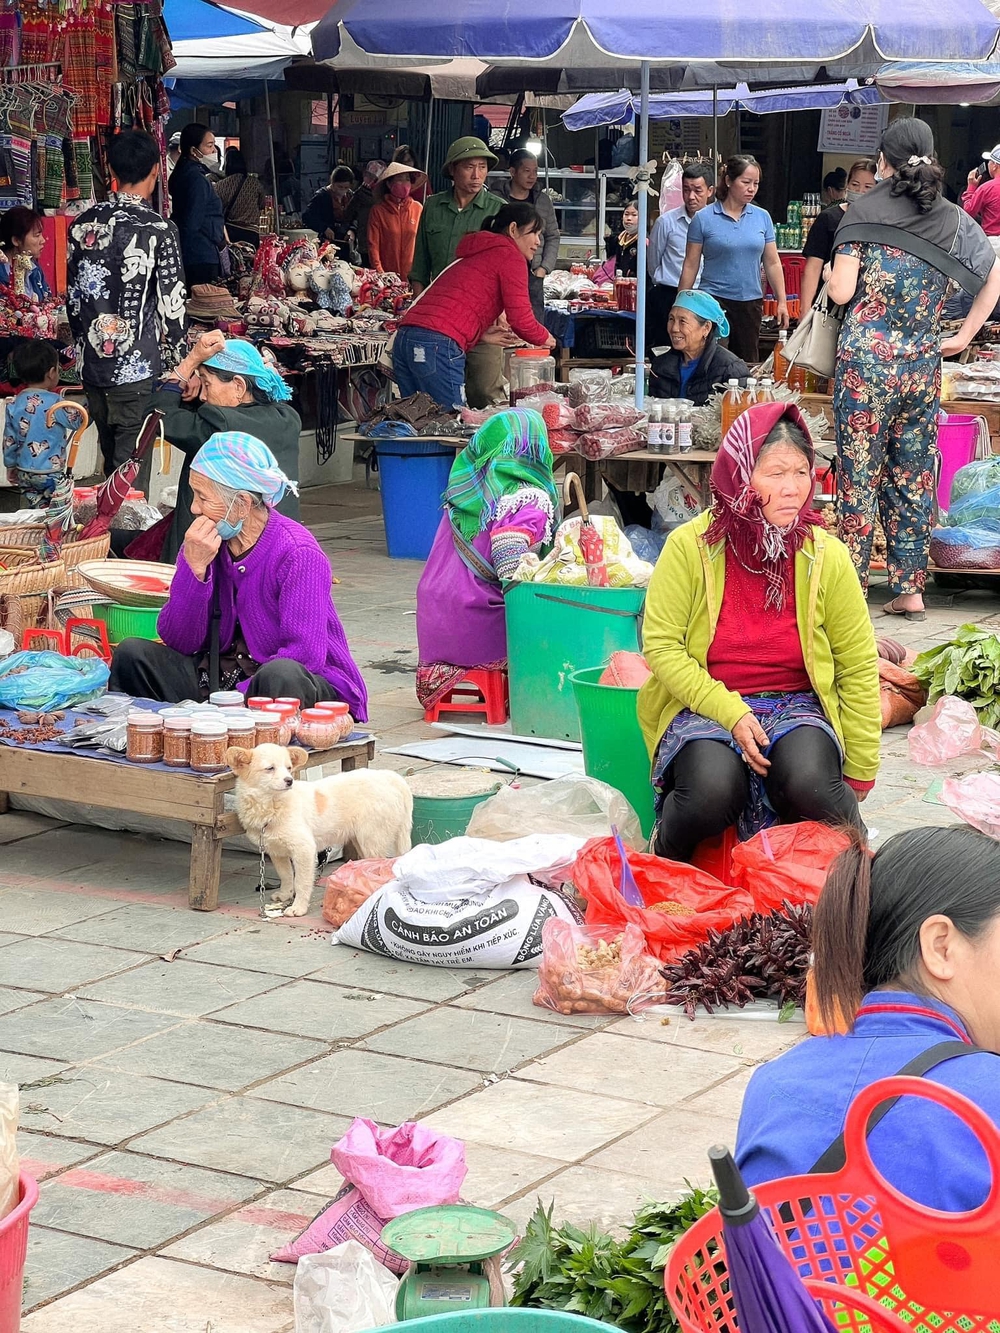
[638, 401, 880, 862]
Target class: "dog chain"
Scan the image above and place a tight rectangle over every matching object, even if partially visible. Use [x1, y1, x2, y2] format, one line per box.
[256, 820, 272, 919]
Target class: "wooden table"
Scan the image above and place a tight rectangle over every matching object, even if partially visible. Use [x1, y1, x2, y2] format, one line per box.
[0, 735, 375, 911]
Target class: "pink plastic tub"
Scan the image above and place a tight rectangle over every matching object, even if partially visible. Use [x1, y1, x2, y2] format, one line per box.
[937, 413, 980, 509]
[0, 1174, 38, 1331]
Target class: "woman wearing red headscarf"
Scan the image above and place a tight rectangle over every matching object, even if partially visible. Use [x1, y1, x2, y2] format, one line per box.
[638, 402, 881, 863]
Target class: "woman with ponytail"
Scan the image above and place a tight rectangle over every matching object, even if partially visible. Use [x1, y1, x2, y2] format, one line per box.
[828, 117, 1000, 619]
[736, 824, 1000, 1212]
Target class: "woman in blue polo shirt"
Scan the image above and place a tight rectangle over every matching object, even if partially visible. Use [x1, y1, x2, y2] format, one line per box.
[678, 155, 787, 363]
[736, 824, 1000, 1214]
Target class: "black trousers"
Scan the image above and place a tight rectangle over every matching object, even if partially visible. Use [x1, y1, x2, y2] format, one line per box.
[109, 638, 336, 707]
[85, 378, 153, 484]
[654, 727, 862, 862]
[718, 297, 763, 365]
[647, 283, 678, 350]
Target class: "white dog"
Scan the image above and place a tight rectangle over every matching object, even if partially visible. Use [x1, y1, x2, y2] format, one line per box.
[228, 744, 413, 917]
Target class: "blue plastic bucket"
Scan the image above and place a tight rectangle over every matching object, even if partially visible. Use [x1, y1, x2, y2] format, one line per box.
[374, 439, 455, 560]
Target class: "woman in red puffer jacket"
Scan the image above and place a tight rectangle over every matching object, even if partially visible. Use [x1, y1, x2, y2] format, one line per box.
[392, 201, 556, 410]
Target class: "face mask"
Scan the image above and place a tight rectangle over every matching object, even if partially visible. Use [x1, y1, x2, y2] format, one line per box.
[388, 179, 412, 201]
[845, 188, 863, 204]
[216, 498, 244, 541]
[623, 218, 638, 235]
[199, 148, 219, 170]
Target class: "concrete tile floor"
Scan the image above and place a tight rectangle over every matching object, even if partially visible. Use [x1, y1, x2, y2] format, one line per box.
[0, 475, 995, 1328]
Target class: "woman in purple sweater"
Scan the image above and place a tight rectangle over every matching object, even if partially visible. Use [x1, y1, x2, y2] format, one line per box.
[109, 432, 368, 718]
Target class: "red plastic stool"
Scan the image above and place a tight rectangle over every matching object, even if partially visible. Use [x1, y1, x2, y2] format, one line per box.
[21, 618, 112, 664]
[423, 668, 509, 725]
[691, 825, 740, 886]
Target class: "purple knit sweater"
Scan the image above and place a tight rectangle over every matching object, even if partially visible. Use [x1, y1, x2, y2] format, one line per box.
[157, 509, 369, 720]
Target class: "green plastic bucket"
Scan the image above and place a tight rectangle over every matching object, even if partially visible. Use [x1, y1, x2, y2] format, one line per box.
[91, 603, 161, 645]
[571, 666, 656, 839]
[504, 584, 645, 741]
[410, 785, 502, 844]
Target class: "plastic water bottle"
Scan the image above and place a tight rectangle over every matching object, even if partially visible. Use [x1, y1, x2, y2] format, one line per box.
[647, 401, 662, 452]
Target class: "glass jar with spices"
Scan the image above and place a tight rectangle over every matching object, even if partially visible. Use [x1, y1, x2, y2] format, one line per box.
[209, 690, 244, 708]
[162, 715, 193, 768]
[295, 708, 342, 749]
[190, 719, 229, 774]
[253, 711, 282, 745]
[126, 712, 164, 764]
[315, 700, 354, 741]
[270, 704, 299, 746]
[227, 714, 257, 752]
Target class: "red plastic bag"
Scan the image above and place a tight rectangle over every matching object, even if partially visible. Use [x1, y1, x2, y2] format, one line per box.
[321, 858, 397, 929]
[571, 837, 754, 962]
[730, 821, 852, 912]
[533, 919, 663, 1015]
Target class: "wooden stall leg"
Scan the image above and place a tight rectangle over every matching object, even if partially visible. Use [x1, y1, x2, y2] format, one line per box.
[189, 825, 223, 911]
[339, 756, 357, 772]
[0, 791, 9, 815]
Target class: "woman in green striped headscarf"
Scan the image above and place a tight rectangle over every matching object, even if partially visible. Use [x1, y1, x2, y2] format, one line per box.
[416, 408, 560, 710]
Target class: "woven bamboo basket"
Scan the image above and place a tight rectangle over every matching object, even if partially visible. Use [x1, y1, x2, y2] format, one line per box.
[0, 557, 66, 642]
[0, 524, 46, 554]
[59, 534, 113, 590]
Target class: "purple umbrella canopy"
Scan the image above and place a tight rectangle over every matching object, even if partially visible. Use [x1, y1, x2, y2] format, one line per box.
[313, 0, 1000, 66]
[709, 1147, 838, 1333]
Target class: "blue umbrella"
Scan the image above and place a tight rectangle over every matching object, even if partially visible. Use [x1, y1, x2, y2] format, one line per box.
[562, 81, 882, 131]
[307, 0, 1000, 410]
[162, 0, 266, 41]
[709, 1146, 838, 1333]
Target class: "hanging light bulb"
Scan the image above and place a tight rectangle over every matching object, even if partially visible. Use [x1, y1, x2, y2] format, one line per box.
[525, 138, 543, 156]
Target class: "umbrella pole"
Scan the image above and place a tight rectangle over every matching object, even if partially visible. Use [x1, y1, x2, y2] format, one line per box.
[634, 59, 650, 411]
[424, 95, 435, 177]
[264, 79, 279, 228]
[712, 84, 718, 176]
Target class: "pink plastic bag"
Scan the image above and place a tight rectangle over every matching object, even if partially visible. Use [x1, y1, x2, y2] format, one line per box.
[271, 1119, 467, 1267]
[940, 772, 1000, 839]
[908, 695, 1000, 764]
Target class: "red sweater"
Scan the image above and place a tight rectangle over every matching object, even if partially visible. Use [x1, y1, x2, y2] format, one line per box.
[707, 558, 811, 696]
[399, 230, 550, 353]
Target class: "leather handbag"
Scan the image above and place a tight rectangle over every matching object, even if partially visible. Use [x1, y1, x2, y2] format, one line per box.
[783, 282, 844, 379]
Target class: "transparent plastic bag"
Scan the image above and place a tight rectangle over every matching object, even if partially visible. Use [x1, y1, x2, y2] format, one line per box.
[0, 650, 109, 712]
[658, 159, 683, 216]
[940, 772, 1000, 840]
[908, 695, 1000, 764]
[533, 919, 663, 1015]
[466, 774, 644, 850]
[948, 456, 1000, 506]
[932, 523, 1000, 569]
[321, 859, 398, 929]
[942, 492, 1000, 532]
[0, 1084, 19, 1220]
[293, 1240, 398, 1333]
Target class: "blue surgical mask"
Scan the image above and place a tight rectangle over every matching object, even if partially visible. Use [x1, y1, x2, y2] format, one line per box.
[216, 498, 244, 541]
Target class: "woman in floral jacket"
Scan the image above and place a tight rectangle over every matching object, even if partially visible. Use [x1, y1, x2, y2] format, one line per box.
[828, 118, 999, 620]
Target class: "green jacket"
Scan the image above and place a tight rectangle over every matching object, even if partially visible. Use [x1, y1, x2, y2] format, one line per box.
[409, 186, 504, 285]
[637, 510, 881, 784]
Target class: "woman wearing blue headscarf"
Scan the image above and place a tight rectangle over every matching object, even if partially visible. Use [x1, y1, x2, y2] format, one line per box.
[110, 430, 368, 717]
[649, 290, 750, 405]
[148, 331, 301, 563]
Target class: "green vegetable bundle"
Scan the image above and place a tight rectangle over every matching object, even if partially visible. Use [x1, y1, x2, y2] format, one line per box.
[912, 624, 1000, 729]
[508, 1190, 718, 1333]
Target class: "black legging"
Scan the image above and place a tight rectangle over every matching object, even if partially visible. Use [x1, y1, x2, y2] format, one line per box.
[654, 726, 862, 862]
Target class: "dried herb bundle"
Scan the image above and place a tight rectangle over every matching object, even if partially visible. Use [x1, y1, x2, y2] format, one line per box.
[660, 901, 812, 1019]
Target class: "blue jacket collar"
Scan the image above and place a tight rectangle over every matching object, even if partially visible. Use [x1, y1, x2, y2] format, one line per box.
[855, 991, 973, 1043]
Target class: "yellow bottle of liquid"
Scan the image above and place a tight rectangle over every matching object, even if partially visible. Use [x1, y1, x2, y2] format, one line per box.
[773, 331, 790, 384]
[720, 379, 743, 438]
[757, 376, 775, 403]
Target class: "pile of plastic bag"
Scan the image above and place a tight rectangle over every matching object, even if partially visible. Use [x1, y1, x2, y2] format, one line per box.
[930, 456, 1000, 570]
[511, 516, 654, 587]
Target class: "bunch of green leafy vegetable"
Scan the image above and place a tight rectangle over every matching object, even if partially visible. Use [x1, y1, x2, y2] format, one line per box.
[912, 624, 1000, 728]
[507, 1189, 718, 1333]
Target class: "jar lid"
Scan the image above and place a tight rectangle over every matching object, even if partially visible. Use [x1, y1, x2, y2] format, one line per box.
[227, 715, 256, 733]
[246, 697, 274, 709]
[209, 691, 244, 706]
[128, 713, 163, 729]
[315, 701, 350, 715]
[163, 715, 192, 731]
[191, 719, 228, 736]
[299, 709, 330, 722]
[275, 697, 301, 707]
[271, 702, 299, 717]
[254, 711, 282, 725]
[514, 348, 551, 358]
[219, 705, 249, 715]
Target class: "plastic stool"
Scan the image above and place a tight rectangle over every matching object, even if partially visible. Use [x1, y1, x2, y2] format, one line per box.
[21, 618, 112, 664]
[424, 668, 509, 725]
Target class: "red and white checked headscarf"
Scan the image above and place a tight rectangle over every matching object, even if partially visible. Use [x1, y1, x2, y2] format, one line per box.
[704, 401, 820, 612]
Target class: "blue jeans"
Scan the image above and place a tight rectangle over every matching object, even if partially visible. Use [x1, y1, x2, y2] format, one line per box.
[392, 326, 466, 410]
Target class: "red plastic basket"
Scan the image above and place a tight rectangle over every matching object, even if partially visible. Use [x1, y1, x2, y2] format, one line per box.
[666, 1076, 1000, 1332]
[0, 1172, 38, 1331]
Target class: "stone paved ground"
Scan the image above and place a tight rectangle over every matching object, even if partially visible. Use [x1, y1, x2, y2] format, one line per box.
[2, 473, 997, 1330]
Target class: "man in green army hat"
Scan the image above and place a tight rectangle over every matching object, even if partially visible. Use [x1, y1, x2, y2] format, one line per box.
[408, 135, 512, 408]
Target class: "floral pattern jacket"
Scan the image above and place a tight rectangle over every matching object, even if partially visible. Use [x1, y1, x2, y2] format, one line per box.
[67, 195, 187, 389]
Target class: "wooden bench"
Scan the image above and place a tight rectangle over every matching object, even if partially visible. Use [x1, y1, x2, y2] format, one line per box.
[0, 735, 376, 911]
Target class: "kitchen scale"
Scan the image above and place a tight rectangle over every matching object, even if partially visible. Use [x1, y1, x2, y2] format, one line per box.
[381, 1204, 517, 1320]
